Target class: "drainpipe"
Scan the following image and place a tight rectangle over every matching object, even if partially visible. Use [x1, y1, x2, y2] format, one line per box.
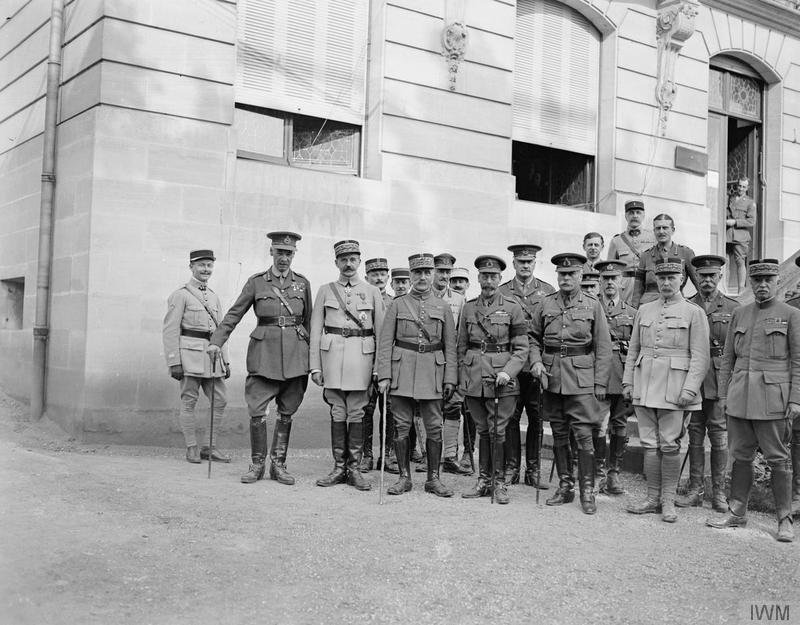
[31, 0, 66, 420]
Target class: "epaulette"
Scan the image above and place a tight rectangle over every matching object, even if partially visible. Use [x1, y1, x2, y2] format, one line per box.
[498, 279, 513, 288]
[292, 270, 308, 282]
[544, 291, 558, 298]
[501, 295, 519, 305]
[252, 271, 269, 281]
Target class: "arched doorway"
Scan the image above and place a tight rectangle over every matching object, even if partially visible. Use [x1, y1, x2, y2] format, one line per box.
[707, 54, 764, 293]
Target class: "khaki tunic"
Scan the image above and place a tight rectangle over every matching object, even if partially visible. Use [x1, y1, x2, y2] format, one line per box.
[718, 298, 800, 420]
[689, 291, 739, 400]
[623, 295, 709, 410]
[163, 279, 228, 377]
[607, 227, 655, 304]
[457, 294, 529, 399]
[498, 276, 555, 333]
[601, 297, 637, 395]
[376, 291, 457, 400]
[725, 195, 756, 244]
[210, 269, 311, 380]
[432, 285, 465, 328]
[631, 242, 700, 308]
[309, 278, 385, 391]
[529, 291, 613, 396]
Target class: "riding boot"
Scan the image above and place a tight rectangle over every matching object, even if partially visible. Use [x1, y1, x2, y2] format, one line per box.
[676, 445, 705, 508]
[546, 445, 575, 506]
[710, 445, 729, 512]
[503, 419, 521, 485]
[346, 422, 371, 491]
[523, 422, 548, 489]
[626, 448, 662, 514]
[577, 449, 596, 515]
[604, 434, 626, 495]
[492, 439, 510, 504]
[268, 417, 295, 485]
[771, 465, 794, 542]
[462, 437, 492, 498]
[316, 421, 347, 487]
[360, 409, 374, 472]
[424, 439, 454, 497]
[442, 419, 466, 474]
[791, 441, 800, 517]
[387, 437, 413, 495]
[660, 450, 681, 523]
[593, 434, 606, 494]
[707, 458, 752, 528]
[186, 445, 201, 464]
[241, 418, 268, 483]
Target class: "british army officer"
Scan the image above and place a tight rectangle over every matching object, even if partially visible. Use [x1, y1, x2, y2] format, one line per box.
[459, 255, 529, 505]
[311, 240, 385, 491]
[208, 232, 311, 485]
[164, 249, 230, 464]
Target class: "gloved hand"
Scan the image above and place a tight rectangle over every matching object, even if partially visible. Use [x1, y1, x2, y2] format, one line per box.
[594, 385, 606, 402]
[224, 365, 231, 380]
[207, 344, 221, 357]
[442, 383, 455, 401]
[377, 379, 390, 395]
[786, 402, 800, 420]
[495, 372, 511, 387]
[170, 365, 184, 381]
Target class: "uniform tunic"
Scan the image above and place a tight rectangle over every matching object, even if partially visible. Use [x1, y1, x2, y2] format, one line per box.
[432, 285, 465, 328]
[601, 297, 637, 396]
[689, 291, 739, 400]
[498, 276, 555, 333]
[725, 195, 756, 250]
[607, 227, 656, 304]
[631, 242, 700, 308]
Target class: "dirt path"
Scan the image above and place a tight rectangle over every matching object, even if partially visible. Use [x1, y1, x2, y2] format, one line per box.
[1, 393, 798, 625]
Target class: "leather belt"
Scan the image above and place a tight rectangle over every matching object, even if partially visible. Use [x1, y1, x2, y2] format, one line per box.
[468, 341, 510, 353]
[710, 346, 724, 357]
[324, 325, 374, 338]
[181, 329, 211, 340]
[395, 340, 443, 353]
[258, 315, 303, 327]
[544, 344, 593, 356]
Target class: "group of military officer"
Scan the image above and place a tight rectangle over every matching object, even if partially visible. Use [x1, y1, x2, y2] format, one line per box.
[162, 200, 800, 542]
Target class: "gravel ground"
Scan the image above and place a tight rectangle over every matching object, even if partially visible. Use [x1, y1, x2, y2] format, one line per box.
[1, 391, 798, 625]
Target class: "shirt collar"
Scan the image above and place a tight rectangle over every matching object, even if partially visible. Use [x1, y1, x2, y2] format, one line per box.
[271, 266, 290, 280]
[189, 277, 208, 290]
[337, 275, 362, 287]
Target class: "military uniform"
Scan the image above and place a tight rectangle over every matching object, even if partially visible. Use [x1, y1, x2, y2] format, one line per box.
[529, 253, 612, 514]
[632, 242, 700, 308]
[163, 249, 229, 463]
[311, 240, 385, 491]
[498, 243, 555, 488]
[677, 255, 739, 512]
[377, 253, 457, 497]
[709, 260, 799, 542]
[459, 255, 529, 504]
[607, 201, 656, 305]
[790, 257, 800, 517]
[210, 232, 311, 485]
[725, 192, 756, 290]
[623, 257, 709, 523]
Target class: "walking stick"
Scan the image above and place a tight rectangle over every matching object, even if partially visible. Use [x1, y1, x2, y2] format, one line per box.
[491, 394, 499, 505]
[536, 378, 544, 505]
[463, 407, 475, 474]
[208, 352, 218, 479]
[379, 389, 388, 505]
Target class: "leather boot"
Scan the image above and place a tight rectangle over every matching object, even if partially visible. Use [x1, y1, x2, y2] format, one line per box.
[442, 419, 467, 474]
[523, 423, 548, 489]
[459, 450, 475, 475]
[186, 445, 201, 464]
[593, 434, 606, 494]
[676, 445, 705, 508]
[707, 458, 752, 527]
[241, 418, 268, 483]
[504, 419, 521, 485]
[710, 445, 729, 512]
[346, 422, 371, 491]
[462, 437, 492, 498]
[546, 445, 575, 506]
[424, 439, 454, 497]
[383, 445, 400, 474]
[791, 442, 800, 517]
[200, 446, 231, 463]
[316, 421, 347, 487]
[771, 465, 794, 542]
[492, 439, 510, 504]
[604, 434, 626, 495]
[268, 417, 295, 485]
[387, 437, 413, 495]
[577, 449, 596, 515]
[360, 410, 374, 472]
[660, 450, 681, 523]
[627, 448, 662, 514]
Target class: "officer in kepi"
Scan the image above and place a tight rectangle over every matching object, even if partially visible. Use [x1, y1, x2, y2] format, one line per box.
[376, 253, 457, 497]
[163, 249, 230, 464]
[208, 232, 312, 485]
[459, 255, 529, 504]
[529, 253, 612, 515]
[708, 259, 799, 543]
[676, 255, 738, 512]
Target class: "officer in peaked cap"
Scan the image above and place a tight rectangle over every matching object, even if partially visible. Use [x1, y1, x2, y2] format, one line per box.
[498, 243, 555, 488]
[449, 267, 471, 296]
[606, 199, 655, 305]
[164, 249, 231, 464]
[208, 231, 312, 485]
[310, 240, 386, 492]
[459, 255, 529, 504]
[529, 252, 612, 515]
[391, 267, 411, 298]
[788, 257, 800, 518]
[675, 255, 738, 512]
[580, 270, 601, 297]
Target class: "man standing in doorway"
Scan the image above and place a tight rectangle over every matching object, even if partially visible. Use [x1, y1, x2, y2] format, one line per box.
[725, 177, 757, 292]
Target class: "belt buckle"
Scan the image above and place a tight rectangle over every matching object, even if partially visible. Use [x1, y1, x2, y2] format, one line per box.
[418, 343, 426, 354]
[341, 327, 351, 338]
[479, 340, 487, 354]
[277, 315, 287, 327]
[559, 344, 567, 357]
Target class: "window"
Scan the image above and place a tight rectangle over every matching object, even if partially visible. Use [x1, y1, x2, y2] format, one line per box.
[235, 104, 361, 174]
[512, 0, 600, 209]
[1, 277, 24, 330]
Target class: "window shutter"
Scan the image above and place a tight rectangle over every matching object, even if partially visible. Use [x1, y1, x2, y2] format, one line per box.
[513, 0, 599, 156]
[236, 0, 368, 125]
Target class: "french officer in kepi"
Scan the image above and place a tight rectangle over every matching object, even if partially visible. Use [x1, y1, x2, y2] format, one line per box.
[529, 253, 613, 515]
[163, 249, 230, 464]
[376, 253, 457, 497]
[208, 232, 312, 485]
[459, 255, 529, 505]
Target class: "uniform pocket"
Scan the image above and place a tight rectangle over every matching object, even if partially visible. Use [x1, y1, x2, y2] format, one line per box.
[249, 326, 266, 341]
[572, 354, 594, 388]
[320, 333, 334, 351]
[390, 349, 402, 390]
[185, 303, 206, 327]
[434, 350, 446, 393]
[765, 326, 788, 359]
[179, 337, 207, 375]
[733, 326, 747, 354]
[666, 356, 690, 404]
[361, 336, 376, 355]
[763, 370, 790, 414]
[664, 318, 689, 347]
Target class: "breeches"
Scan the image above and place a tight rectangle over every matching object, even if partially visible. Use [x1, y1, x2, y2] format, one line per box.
[543, 391, 600, 450]
[323, 389, 370, 424]
[179, 376, 227, 446]
[634, 406, 686, 453]
[465, 395, 516, 443]
[392, 396, 442, 442]
[727, 415, 791, 469]
[245, 375, 307, 417]
[688, 398, 727, 449]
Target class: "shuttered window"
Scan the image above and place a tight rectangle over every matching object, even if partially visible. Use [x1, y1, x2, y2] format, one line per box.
[236, 0, 369, 126]
[513, 0, 600, 156]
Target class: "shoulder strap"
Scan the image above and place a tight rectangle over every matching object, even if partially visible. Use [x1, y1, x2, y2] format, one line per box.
[400, 297, 432, 342]
[272, 286, 296, 315]
[182, 286, 219, 328]
[507, 290, 534, 319]
[472, 306, 496, 343]
[619, 232, 641, 260]
[328, 282, 365, 329]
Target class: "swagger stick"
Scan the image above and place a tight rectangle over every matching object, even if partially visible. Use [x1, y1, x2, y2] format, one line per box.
[379, 389, 388, 505]
[208, 352, 218, 479]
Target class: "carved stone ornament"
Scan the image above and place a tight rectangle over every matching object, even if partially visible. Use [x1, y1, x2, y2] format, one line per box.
[655, 0, 699, 135]
[441, 21, 468, 91]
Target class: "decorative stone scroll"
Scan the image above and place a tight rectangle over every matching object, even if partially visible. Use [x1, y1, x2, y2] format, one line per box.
[655, 0, 699, 135]
[441, 21, 468, 91]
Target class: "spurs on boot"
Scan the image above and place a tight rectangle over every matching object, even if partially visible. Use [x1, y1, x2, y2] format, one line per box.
[269, 417, 295, 485]
[241, 417, 268, 483]
[316, 421, 347, 487]
[346, 422, 372, 491]
[577, 449, 596, 515]
[462, 438, 492, 499]
[424, 439, 453, 497]
[777, 517, 794, 543]
[186, 445, 201, 464]
[706, 512, 747, 529]
[387, 437, 412, 495]
[546, 445, 574, 506]
[200, 446, 231, 463]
